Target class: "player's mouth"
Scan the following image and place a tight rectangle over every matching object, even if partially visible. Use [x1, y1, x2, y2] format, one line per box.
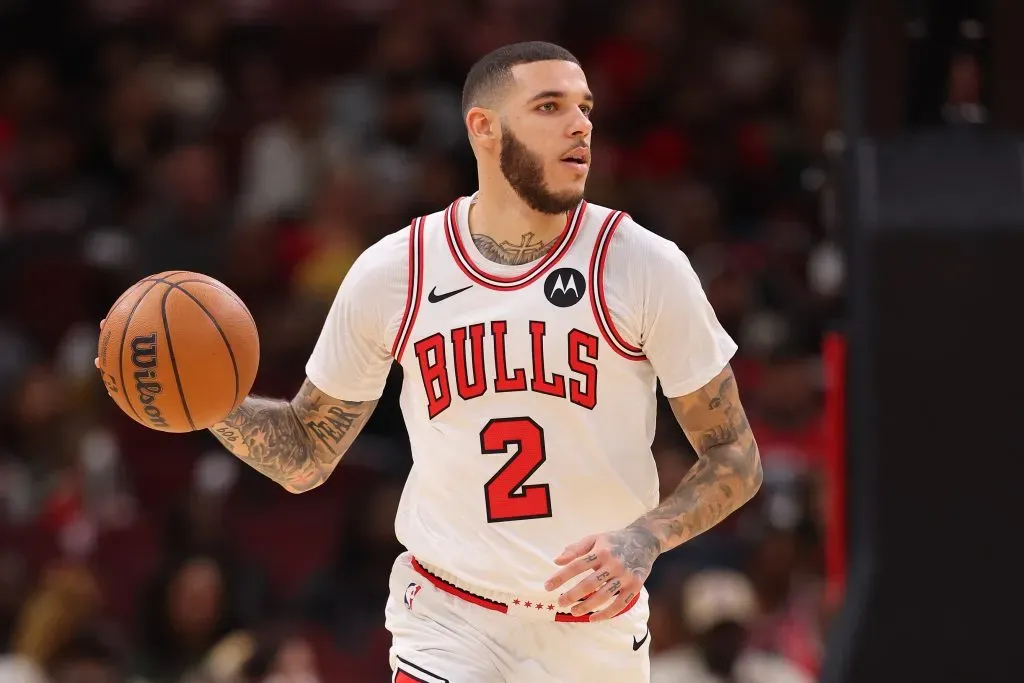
[560, 147, 590, 171]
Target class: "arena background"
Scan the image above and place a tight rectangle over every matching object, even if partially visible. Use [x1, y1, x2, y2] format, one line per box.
[0, 1, 1017, 682]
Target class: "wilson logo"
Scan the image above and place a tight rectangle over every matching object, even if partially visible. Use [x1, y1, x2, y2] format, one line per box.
[130, 333, 168, 428]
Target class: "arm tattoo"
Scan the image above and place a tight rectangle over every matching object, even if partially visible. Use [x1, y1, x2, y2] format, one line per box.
[209, 379, 378, 493]
[472, 231, 559, 266]
[629, 364, 762, 554]
[604, 525, 662, 586]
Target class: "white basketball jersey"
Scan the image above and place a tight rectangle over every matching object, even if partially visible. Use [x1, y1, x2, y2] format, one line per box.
[391, 196, 663, 600]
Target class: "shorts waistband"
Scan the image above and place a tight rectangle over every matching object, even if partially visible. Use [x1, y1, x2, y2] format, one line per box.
[411, 556, 639, 623]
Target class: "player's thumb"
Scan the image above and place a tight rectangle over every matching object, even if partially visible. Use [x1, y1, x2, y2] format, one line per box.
[554, 537, 595, 565]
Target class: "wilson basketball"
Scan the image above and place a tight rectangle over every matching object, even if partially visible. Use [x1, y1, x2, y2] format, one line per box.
[97, 271, 260, 433]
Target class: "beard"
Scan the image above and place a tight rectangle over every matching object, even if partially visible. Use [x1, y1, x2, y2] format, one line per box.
[499, 124, 584, 215]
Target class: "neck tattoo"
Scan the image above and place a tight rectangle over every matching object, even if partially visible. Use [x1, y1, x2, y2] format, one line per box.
[472, 231, 559, 266]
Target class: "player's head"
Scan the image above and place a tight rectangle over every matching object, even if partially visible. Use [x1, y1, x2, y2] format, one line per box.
[462, 41, 592, 215]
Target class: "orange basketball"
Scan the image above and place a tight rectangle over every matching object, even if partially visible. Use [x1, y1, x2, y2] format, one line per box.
[97, 271, 260, 433]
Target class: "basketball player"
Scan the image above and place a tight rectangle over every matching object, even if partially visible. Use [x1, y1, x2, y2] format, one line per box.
[205, 42, 763, 682]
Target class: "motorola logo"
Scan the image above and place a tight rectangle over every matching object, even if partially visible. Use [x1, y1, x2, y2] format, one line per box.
[544, 268, 586, 307]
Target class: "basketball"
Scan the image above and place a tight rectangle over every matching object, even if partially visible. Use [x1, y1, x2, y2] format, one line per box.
[97, 271, 260, 433]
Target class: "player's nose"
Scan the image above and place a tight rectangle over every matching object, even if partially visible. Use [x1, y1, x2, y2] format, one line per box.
[568, 108, 593, 138]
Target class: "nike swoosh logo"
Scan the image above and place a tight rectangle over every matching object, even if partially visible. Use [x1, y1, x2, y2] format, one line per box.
[427, 285, 473, 303]
[632, 629, 649, 651]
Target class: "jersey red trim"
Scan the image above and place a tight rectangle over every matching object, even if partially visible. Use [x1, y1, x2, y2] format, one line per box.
[553, 592, 640, 623]
[589, 211, 646, 361]
[411, 558, 509, 614]
[445, 196, 586, 291]
[391, 217, 426, 363]
[410, 557, 639, 622]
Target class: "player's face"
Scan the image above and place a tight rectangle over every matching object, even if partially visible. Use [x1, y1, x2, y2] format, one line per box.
[499, 60, 594, 215]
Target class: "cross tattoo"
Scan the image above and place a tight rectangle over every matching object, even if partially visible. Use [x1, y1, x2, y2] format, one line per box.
[499, 232, 545, 261]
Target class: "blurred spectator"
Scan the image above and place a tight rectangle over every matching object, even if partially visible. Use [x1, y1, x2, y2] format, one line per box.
[330, 19, 463, 207]
[8, 121, 100, 238]
[135, 556, 242, 683]
[133, 141, 233, 278]
[299, 478, 404, 649]
[237, 77, 348, 227]
[9, 564, 104, 672]
[651, 569, 812, 683]
[49, 629, 129, 683]
[86, 65, 175, 210]
[282, 166, 372, 305]
[747, 352, 826, 480]
[160, 486, 271, 624]
[745, 521, 825, 678]
[0, 551, 29, 650]
[152, 1, 228, 133]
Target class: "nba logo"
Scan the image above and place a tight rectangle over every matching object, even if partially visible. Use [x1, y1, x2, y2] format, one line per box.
[404, 582, 422, 609]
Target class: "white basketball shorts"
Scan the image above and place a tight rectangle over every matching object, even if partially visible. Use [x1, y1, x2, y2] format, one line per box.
[385, 551, 652, 683]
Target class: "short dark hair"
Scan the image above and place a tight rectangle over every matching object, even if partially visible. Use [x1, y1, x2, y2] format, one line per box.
[461, 41, 580, 116]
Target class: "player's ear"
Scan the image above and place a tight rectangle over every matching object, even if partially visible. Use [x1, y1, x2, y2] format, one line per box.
[466, 107, 498, 149]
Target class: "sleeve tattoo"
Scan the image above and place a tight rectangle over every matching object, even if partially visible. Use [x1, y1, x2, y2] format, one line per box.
[628, 364, 763, 554]
[209, 379, 378, 493]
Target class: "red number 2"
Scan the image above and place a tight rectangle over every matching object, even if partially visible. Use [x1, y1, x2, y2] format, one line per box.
[481, 417, 553, 523]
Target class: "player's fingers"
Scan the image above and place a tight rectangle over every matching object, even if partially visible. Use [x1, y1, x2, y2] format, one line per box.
[588, 588, 636, 622]
[545, 551, 600, 591]
[95, 319, 106, 368]
[570, 575, 624, 617]
[557, 568, 613, 608]
[552, 535, 596, 566]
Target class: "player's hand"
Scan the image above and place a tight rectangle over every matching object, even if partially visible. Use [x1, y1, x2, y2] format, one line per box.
[94, 318, 105, 368]
[544, 526, 662, 621]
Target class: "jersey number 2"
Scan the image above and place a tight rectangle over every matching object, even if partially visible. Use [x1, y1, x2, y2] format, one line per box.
[481, 417, 552, 523]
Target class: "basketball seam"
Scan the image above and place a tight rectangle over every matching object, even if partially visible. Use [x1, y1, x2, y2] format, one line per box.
[160, 280, 242, 408]
[178, 279, 256, 329]
[107, 270, 187, 314]
[139, 277, 257, 330]
[117, 280, 167, 426]
[159, 284, 197, 431]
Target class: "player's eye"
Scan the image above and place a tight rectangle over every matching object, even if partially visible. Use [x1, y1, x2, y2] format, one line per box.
[579, 104, 593, 117]
[537, 102, 557, 112]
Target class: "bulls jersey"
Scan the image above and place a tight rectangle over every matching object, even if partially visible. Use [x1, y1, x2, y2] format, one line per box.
[306, 195, 736, 603]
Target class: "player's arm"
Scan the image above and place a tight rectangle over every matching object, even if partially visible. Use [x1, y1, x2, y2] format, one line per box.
[208, 382, 377, 494]
[546, 224, 761, 619]
[547, 367, 761, 618]
[211, 228, 407, 494]
[628, 364, 761, 553]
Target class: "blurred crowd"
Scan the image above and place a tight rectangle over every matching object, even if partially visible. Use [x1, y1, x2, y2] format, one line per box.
[0, 0, 844, 681]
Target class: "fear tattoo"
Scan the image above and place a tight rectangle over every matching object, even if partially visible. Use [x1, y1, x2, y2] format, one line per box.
[210, 379, 378, 493]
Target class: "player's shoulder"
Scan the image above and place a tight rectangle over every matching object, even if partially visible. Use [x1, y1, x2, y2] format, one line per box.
[583, 202, 684, 264]
[363, 222, 412, 258]
[350, 202, 455, 277]
[336, 222, 415, 298]
[351, 217, 422, 274]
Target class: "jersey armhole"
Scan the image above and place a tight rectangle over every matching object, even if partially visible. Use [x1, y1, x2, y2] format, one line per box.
[588, 211, 647, 361]
[390, 216, 426, 363]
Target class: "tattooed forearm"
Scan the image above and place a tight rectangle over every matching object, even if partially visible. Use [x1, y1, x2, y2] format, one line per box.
[629, 365, 762, 553]
[210, 379, 378, 493]
[472, 232, 559, 266]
